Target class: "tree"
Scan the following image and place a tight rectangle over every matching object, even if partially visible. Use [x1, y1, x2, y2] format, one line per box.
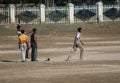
[0, 0, 118, 5]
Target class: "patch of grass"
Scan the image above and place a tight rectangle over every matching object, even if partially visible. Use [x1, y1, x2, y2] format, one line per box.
[0, 22, 120, 37]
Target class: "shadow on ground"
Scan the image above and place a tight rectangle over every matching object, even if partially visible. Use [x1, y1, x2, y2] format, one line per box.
[0, 60, 17, 62]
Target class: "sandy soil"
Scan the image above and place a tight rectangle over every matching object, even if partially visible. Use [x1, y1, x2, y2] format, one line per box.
[0, 35, 120, 83]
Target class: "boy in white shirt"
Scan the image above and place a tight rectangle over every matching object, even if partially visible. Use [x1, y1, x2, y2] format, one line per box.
[66, 27, 84, 61]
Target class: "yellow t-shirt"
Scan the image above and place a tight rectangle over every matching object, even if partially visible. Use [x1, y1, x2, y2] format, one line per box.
[19, 34, 28, 43]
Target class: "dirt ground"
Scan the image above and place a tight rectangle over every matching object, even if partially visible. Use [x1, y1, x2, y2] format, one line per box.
[0, 23, 120, 83]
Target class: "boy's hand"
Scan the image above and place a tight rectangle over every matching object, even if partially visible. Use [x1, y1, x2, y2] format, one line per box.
[81, 42, 84, 45]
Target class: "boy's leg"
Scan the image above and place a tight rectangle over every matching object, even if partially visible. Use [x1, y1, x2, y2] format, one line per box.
[80, 46, 84, 60]
[20, 45, 25, 61]
[34, 47, 37, 61]
[77, 42, 84, 60]
[20, 44, 26, 62]
[66, 54, 71, 61]
[31, 47, 34, 61]
[31, 47, 37, 61]
[26, 47, 30, 59]
[66, 47, 77, 61]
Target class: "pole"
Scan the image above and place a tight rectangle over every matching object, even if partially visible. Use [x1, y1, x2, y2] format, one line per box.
[47, 0, 49, 7]
[53, 0, 54, 7]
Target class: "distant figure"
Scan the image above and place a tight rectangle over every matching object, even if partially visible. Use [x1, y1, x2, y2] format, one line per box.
[16, 24, 22, 36]
[18, 30, 29, 62]
[31, 28, 37, 61]
[66, 27, 84, 61]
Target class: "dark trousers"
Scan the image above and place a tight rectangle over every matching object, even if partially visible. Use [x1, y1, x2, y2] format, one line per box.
[31, 43, 37, 61]
[26, 47, 30, 58]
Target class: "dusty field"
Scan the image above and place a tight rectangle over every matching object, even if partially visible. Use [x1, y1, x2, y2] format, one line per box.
[0, 23, 120, 83]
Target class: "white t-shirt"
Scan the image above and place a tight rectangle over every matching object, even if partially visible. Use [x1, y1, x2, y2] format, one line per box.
[76, 32, 81, 38]
[17, 31, 22, 36]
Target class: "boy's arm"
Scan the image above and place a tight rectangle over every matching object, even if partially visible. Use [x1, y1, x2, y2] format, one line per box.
[73, 36, 77, 47]
[18, 38, 21, 49]
[80, 37, 84, 45]
[26, 30, 32, 35]
[80, 40, 84, 45]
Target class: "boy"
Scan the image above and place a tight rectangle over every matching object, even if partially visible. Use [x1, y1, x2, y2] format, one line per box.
[18, 30, 29, 62]
[66, 27, 84, 61]
[31, 28, 37, 61]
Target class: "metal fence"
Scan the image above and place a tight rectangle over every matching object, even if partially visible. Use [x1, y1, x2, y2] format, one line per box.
[103, 4, 120, 22]
[0, 4, 120, 25]
[45, 5, 97, 24]
[45, 7, 69, 24]
[74, 5, 97, 23]
[0, 7, 10, 25]
[15, 6, 40, 24]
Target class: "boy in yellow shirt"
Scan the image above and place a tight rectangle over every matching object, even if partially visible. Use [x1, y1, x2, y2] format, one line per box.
[18, 30, 29, 62]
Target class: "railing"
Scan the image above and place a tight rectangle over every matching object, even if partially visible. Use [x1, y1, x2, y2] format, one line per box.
[0, 7, 10, 25]
[74, 5, 97, 23]
[15, 6, 40, 24]
[0, 3, 120, 25]
[103, 4, 120, 22]
[45, 7, 69, 24]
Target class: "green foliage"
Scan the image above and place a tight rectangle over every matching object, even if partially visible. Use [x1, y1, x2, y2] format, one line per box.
[0, 0, 117, 5]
